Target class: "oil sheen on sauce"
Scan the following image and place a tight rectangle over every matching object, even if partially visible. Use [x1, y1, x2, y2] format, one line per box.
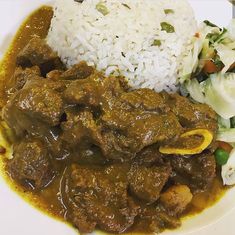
[0, 5, 66, 221]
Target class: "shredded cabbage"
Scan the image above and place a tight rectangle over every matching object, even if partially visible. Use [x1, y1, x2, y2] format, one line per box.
[179, 23, 215, 83]
[179, 19, 235, 82]
[215, 44, 235, 73]
[226, 19, 235, 41]
[222, 148, 235, 185]
[218, 116, 231, 129]
[217, 128, 235, 143]
[204, 73, 235, 119]
[179, 37, 203, 83]
[181, 19, 235, 144]
[185, 79, 205, 103]
[186, 73, 235, 119]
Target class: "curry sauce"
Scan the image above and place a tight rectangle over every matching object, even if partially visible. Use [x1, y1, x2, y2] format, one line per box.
[0, 6, 53, 108]
[0, 6, 228, 235]
[0, 5, 66, 220]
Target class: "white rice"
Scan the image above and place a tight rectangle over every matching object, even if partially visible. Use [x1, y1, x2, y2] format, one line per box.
[47, 0, 197, 92]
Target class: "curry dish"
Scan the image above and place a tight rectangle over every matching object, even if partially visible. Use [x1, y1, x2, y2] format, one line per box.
[0, 6, 227, 235]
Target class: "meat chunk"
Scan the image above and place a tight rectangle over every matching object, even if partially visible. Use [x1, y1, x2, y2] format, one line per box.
[133, 205, 181, 233]
[16, 37, 64, 74]
[61, 108, 102, 146]
[102, 91, 182, 139]
[128, 164, 171, 203]
[6, 66, 41, 95]
[60, 61, 94, 80]
[10, 86, 62, 125]
[73, 146, 106, 165]
[163, 93, 218, 133]
[7, 139, 54, 190]
[63, 74, 182, 160]
[168, 153, 216, 193]
[24, 79, 67, 93]
[160, 185, 193, 215]
[135, 145, 164, 166]
[41, 126, 71, 161]
[120, 89, 169, 113]
[101, 109, 183, 159]
[46, 70, 63, 81]
[63, 164, 137, 234]
[46, 61, 94, 85]
[64, 78, 101, 107]
[64, 73, 127, 108]
[68, 205, 97, 233]
[63, 75, 183, 160]
[3, 80, 64, 136]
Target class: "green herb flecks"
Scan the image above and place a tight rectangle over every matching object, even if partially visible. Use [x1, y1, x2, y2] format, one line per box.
[161, 22, 175, 33]
[96, 2, 109, 16]
[216, 28, 228, 43]
[203, 20, 219, 28]
[231, 117, 235, 128]
[207, 33, 220, 44]
[213, 55, 224, 69]
[152, 39, 161, 46]
[207, 28, 228, 45]
[122, 3, 131, 9]
[164, 9, 174, 14]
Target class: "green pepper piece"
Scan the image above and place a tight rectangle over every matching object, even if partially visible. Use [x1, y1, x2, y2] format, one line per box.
[152, 39, 161, 46]
[164, 9, 174, 14]
[96, 2, 109, 16]
[161, 22, 175, 33]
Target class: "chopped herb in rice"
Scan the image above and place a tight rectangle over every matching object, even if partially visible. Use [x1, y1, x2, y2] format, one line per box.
[96, 2, 109, 15]
[164, 9, 174, 14]
[161, 22, 175, 33]
[152, 39, 162, 46]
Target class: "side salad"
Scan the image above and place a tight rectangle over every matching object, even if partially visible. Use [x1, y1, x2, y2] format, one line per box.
[180, 19, 235, 186]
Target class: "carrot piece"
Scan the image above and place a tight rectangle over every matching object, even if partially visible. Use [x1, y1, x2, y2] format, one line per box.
[217, 141, 233, 153]
[203, 60, 221, 74]
[229, 62, 235, 71]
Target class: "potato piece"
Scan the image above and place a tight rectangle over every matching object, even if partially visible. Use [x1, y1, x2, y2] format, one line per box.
[160, 185, 193, 215]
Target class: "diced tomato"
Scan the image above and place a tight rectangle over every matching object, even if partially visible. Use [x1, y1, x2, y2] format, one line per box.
[229, 62, 235, 71]
[203, 60, 221, 74]
[217, 141, 233, 153]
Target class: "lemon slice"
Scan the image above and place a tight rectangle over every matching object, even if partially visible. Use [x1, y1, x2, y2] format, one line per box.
[159, 129, 213, 155]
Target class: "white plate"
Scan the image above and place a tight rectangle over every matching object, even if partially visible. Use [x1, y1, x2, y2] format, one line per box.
[0, 1, 234, 235]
